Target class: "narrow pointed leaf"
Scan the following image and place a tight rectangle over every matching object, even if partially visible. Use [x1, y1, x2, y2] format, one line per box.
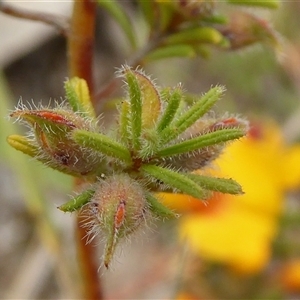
[7, 135, 39, 157]
[156, 1, 175, 32]
[58, 189, 95, 212]
[137, 0, 155, 28]
[73, 129, 132, 164]
[157, 86, 182, 132]
[146, 193, 179, 219]
[97, 0, 136, 48]
[157, 128, 245, 157]
[64, 77, 96, 118]
[193, 44, 211, 59]
[124, 68, 142, 150]
[164, 27, 224, 45]
[119, 100, 130, 144]
[187, 174, 243, 194]
[144, 44, 196, 62]
[160, 85, 225, 142]
[141, 164, 208, 200]
[202, 14, 228, 24]
[227, 0, 279, 9]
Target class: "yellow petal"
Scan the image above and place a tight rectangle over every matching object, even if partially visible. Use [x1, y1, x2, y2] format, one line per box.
[212, 123, 286, 215]
[179, 197, 277, 274]
[282, 145, 300, 190]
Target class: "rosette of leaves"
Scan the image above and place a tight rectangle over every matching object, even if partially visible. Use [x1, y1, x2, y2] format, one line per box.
[97, 0, 280, 62]
[7, 66, 248, 267]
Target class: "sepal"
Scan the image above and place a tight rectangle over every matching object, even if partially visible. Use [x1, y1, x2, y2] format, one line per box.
[7, 135, 39, 158]
[187, 174, 244, 195]
[72, 129, 132, 164]
[64, 77, 96, 118]
[58, 189, 95, 212]
[9, 108, 103, 176]
[146, 193, 180, 219]
[141, 164, 209, 200]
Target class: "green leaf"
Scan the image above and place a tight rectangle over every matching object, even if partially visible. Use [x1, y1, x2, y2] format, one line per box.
[64, 77, 96, 118]
[157, 86, 183, 132]
[7, 135, 39, 158]
[124, 68, 142, 150]
[97, 0, 136, 48]
[141, 164, 208, 200]
[160, 85, 225, 143]
[118, 100, 131, 145]
[227, 0, 279, 9]
[146, 193, 179, 219]
[137, 0, 155, 28]
[164, 27, 224, 45]
[193, 45, 211, 59]
[58, 189, 95, 212]
[187, 174, 244, 194]
[138, 128, 161, 159]
[202, 14, 228, 24]
[156, 1, 175, 32]
[72, 129, 132, 164]
[144, 44, 196, 62]
[157, 128, 245, 157]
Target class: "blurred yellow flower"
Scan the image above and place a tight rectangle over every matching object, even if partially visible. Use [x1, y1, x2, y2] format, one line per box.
[161, 121, 300, 274]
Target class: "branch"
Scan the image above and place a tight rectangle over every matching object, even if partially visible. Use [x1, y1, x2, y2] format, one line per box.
[0, 2, 69, 35]
[67, 0, 96, 96]
[67, 1, 102, 299]
[76, 212, 103, 300]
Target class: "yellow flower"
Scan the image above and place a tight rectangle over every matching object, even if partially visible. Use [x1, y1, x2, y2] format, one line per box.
[162, 120, 300, 274]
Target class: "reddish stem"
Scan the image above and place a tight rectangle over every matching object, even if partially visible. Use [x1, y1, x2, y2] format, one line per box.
[76, 212, 103, 299]
[68, 0, 96, 95]
[68, 1, 103, 299]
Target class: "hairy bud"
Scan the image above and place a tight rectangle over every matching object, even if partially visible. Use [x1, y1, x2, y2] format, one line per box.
[10, 107, 103, 176]
[220, 11, 280, 50]
[161, 116, 249, 171]
[83, 174, 148, 268]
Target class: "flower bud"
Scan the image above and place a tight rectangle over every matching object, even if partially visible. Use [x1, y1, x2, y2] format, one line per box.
[10, 107, 103, 176]
[220, 11, 280, 50]
[84, 174, 148, 268]
[174, 0, 215, 20]
[164, 116, 249, 171]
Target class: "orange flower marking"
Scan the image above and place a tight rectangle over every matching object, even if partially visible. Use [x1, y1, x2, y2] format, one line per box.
[114, 200, 126, 229]
[32, 111, 76, 127]
[209, 117, 242, 131]
[10, 110, 76, 128]
[281, 260, 300, 293]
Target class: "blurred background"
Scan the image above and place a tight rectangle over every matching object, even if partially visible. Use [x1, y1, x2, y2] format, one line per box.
[1, 1, 300, 299]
